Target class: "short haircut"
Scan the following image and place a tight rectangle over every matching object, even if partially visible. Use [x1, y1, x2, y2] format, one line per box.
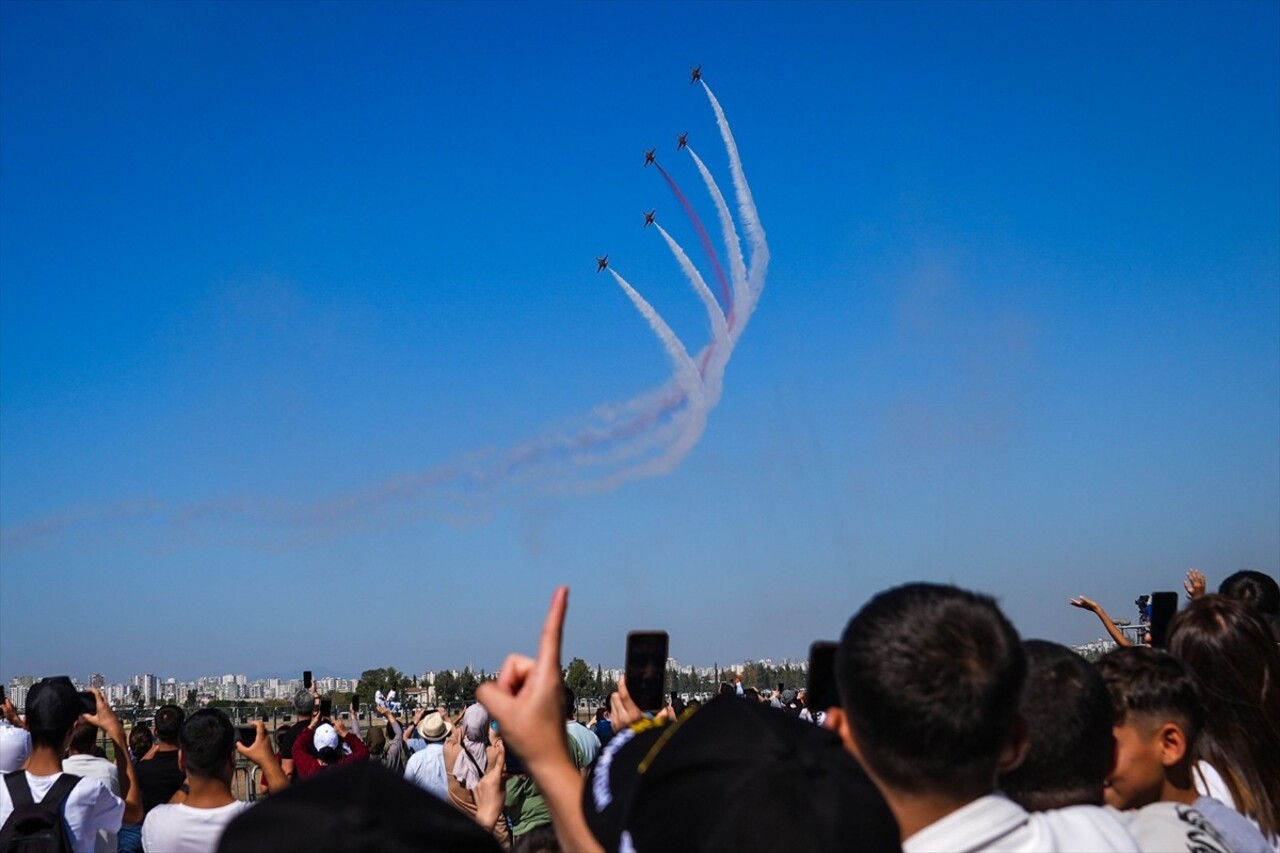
[718, 682, 734, 697]
[1219, 570, 1279, 616]
[837, 582, 1026, 797]
[154, 705, 185, 744]
[129, 726, 154, 759]
[1095, 645, 1203, 742]
[179, 709, 236, 778]
[999, 640, 1114, 810]
[69, 721, 100, 756]
[292, 688, 315, 716]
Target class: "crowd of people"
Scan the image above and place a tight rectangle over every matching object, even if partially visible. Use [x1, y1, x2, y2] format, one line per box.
[0, 567, 1276, 852]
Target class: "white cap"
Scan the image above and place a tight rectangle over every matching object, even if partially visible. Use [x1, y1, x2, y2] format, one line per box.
[314, 723, 339, 751]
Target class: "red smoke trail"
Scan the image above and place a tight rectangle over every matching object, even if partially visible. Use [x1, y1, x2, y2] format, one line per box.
[655, 163, 733, 314]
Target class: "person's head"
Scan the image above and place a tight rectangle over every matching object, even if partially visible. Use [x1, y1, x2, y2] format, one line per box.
[154, 704, 185, 745]
[1218, 570, 1279, 616]
[292, 688, 315, 717]
[562, 685, 575, 721]
[998, 640, 1115, 811]
[718, 682, 734, 697]
[1093, 646, 1201, 810]
[594, 707, 607, 723]
[313, 723, 344, 765]
[416, 712, 452, 744]
[68, 721, 100, 757]
[834, 583, 1026, 801]
[129, 725, 154, 760]
[742, 687, 760, 702]
[460, 704, 490, 745]
[24, 677, 84, 753]
[364, 725, 387, 756]
[179, 708, 237, 782]
[1168, 595, 1280, 837]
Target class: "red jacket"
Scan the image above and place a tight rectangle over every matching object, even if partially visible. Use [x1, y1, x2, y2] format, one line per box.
[291, 725, 369, 780]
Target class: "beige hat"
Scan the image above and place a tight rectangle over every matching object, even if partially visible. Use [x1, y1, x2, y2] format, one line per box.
[417, 712, 452, 743]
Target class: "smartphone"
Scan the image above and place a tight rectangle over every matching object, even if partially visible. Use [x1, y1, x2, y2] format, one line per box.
[625, 630, 669, 712]
[236, 726, 257, 748]
[806, 641, 840, 712]
[1148, 591, 1179, 648]
[77, 691, 96, 714]
[777, 682, 785, 695]
[319, 697, 332, 719]
[303, 671, 312, 689]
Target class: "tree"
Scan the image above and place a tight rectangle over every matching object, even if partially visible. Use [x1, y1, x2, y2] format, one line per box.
[564, 657, 594, 702]
[595, 665, 604, 698]
[458, 668, 480, 704]
[434, 671, 459, 709]
[356, 667, 408, 704]
[184, 689, 198, 709]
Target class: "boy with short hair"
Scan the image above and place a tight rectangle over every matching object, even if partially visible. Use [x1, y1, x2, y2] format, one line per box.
[1096, 645, 1269, 852]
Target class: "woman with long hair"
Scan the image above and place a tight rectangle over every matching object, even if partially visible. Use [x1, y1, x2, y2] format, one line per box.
[1168, 594, 1280, 843]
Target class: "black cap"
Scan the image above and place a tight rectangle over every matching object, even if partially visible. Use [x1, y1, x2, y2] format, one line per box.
[25, 676, 82, 735]
[583, 696, 900, 852]
[217, 760, 501, 853]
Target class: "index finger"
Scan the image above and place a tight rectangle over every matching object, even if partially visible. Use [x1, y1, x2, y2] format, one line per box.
[536, 585, 569, 673]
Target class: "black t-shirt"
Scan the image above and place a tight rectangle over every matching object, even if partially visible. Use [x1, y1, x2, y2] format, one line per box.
[136, 748, 186, 812]
[277, 721, 311, 770]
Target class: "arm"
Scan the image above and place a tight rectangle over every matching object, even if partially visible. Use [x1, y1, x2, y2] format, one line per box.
[290, 724, 322, 778]
[473, 741, 507, 834]
[1069, 595, 1131, 647]
[334, 720, 369, 764]
[476, 587, 603, 853]
[238, 721, 288, 794]
[84, 688, 143, 825]
[382, 708, 404, 767]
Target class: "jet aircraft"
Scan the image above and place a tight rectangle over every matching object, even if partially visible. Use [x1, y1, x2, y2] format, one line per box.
[643, 210, 655, 228]
[643, 148, 656, 167]
[596, 255, 609, 273]
[690, 65, 702, 84]
[676, 132, 688, 150]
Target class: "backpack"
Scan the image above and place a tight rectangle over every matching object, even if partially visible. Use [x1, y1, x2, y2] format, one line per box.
[0, 771, 80, 853]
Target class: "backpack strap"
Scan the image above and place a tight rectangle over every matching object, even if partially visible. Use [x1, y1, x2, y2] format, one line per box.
[3, 771, 80, 813]
[3, 771, 33, 809]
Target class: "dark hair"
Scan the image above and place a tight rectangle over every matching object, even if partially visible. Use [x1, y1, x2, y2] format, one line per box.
[837, 582, 1026, 797]
[512, 823, 560, 853]
[68, 721, 100, 756]
[1169, 595, 1280, 837]
[129, 726, 154, 760]
[1218, 570, 1279, 616]
[1095, 645, 1203, 740]
[999, 641, 1114, 811]
[155, 705, 185, 744]
[742, 687, 760, 702]
[179, 709, 236, 779]
[594, 707, 607, 723]
[562, 685, 575, 720]
[718, 682, 734, 697]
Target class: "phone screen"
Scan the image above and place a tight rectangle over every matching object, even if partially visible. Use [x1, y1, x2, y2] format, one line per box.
[236, 726, 257, 748]
[625, 630, 669, 712]
[806, 641, 839, 712]
[1148, 591, 1179, 649]
[77, 691, 96, 714]
[303, 671, 313, 689]
[319, 697, 332, 719]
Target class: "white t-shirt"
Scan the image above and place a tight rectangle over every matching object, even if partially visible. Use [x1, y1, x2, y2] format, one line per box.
[0, 771, 124, 853]
[404, 741, 448, 801]
[60, 756, 120, 853]
[141, 801, 249, 853]
[1112, 801, 1230, 853]
[0, 722, 31, 773]
[904, 794, 1140, 853]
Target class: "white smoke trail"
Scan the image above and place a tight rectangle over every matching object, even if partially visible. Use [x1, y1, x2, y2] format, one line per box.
[652, 223, 728, 403]
[700, 81, 769, 307]
[685, 147, 748, 317]
[607, 268, 705, 409]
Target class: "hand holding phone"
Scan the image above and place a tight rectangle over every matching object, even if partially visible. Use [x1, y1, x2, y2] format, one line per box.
[236, 726, 257, 748]
[319, 697, 332, 719]
[625, 630, 669, 712]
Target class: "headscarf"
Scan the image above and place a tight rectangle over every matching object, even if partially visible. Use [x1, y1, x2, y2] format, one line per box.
[452, 703, 490, 790]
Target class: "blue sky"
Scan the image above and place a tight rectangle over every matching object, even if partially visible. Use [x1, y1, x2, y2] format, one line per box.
[2, 1, 1277, 682]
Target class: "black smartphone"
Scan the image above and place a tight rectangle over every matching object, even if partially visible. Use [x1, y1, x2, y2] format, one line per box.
[236, 726, 257, 748]
[1148, 591, 1179, 648]
[319, 697, 332, 719]
[77, 691, 96, 714]
[806, 641, 840, 712]
[303, 671, 312, 689]
[625, 630, 669, 712]
[777, 682, 785, 695]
